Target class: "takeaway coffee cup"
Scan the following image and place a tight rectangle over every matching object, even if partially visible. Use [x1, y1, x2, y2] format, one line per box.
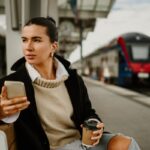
[82, 118, 99, 147]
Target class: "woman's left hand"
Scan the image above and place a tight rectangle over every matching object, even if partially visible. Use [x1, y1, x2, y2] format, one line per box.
[91, 122, 104, 146]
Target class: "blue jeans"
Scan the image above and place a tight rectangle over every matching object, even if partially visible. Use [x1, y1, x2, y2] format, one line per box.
[56, 133, 141, 150]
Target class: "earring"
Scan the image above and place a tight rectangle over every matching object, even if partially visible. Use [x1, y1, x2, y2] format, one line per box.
[50, 52, 54, 58]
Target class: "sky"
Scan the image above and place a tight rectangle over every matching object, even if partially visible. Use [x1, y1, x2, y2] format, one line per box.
[68, 0, 150, 63]
[113, 0, 150, 9]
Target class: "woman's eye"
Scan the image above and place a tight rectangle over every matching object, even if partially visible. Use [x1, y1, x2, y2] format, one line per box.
[22, 39, 27, 42]
[34, 39, 41, 42]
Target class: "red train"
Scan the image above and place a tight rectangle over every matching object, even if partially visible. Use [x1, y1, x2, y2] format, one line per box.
[79, 32, 150, 86]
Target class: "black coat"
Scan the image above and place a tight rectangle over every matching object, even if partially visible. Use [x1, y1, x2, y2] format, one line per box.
[0, 55, 101, 150]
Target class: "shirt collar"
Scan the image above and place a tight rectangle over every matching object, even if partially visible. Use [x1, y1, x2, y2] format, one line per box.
[25, 58, 69, 82]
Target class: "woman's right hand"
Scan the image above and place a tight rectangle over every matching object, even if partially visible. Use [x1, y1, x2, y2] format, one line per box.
[0, 86, 30, 119]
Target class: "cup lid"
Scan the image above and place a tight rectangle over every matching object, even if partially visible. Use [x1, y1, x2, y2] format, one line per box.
[83, 119, 98, 130]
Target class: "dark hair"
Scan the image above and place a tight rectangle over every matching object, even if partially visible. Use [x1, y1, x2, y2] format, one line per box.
[25, 17, 58, 42]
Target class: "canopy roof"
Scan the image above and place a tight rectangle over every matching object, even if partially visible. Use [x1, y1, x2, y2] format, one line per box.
[58, 0, 115, 55]
[58, 0, 115, 19]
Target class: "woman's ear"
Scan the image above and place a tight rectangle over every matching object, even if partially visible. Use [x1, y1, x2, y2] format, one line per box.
[51, 41, 59, 53]
[50, 42, 59, 57]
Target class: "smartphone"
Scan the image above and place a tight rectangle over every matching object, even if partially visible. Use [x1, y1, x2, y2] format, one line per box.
[4, 81, 26, 99]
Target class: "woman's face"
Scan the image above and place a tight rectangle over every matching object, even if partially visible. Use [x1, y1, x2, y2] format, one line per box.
[21, 24, 55, 66]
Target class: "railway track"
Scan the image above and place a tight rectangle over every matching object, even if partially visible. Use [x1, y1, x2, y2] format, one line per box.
[123, 84, 150, 96]
[130, 88, 150, 96]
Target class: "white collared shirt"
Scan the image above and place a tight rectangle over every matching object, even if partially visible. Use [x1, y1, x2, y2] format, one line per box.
[25, 58, 69, 82]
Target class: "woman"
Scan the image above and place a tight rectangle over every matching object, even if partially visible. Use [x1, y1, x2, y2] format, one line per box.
[0, 17, 140, 150]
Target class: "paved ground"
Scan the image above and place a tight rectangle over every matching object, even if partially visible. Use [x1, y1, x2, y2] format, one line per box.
[84, 78, 150, 150]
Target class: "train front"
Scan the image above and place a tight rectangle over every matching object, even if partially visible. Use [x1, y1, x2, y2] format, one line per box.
[118, 33, 150, 85]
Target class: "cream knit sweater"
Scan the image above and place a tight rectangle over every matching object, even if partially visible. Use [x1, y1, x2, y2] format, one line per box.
[33, 77, 81, 149]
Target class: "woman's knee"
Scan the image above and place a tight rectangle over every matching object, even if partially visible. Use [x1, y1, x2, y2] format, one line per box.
[107, 134, 131, 150]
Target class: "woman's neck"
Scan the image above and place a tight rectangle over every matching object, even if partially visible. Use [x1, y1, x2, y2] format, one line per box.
[33, 58, 56, 80]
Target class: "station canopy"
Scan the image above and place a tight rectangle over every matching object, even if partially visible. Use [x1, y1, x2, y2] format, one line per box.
[57, 0, 115, 56]
[58, 0, 115, 19]
[0, 0, 115, 56]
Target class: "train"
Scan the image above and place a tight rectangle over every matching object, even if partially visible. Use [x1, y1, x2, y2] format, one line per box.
[74, 32, 150, 86]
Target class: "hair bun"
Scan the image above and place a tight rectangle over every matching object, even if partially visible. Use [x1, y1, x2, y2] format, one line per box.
[47, 16, 56, 25]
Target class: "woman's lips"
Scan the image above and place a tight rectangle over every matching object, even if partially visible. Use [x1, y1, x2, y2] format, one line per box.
[26, 54, 36, 59]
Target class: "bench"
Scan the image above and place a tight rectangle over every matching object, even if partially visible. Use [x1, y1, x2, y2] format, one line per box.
[0, 123, 16, 150]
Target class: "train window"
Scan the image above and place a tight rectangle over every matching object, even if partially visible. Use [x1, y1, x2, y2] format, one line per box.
[128, 44, 150, 62]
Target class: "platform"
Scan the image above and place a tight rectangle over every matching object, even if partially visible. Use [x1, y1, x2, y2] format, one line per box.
[83, 77, 150, 150]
